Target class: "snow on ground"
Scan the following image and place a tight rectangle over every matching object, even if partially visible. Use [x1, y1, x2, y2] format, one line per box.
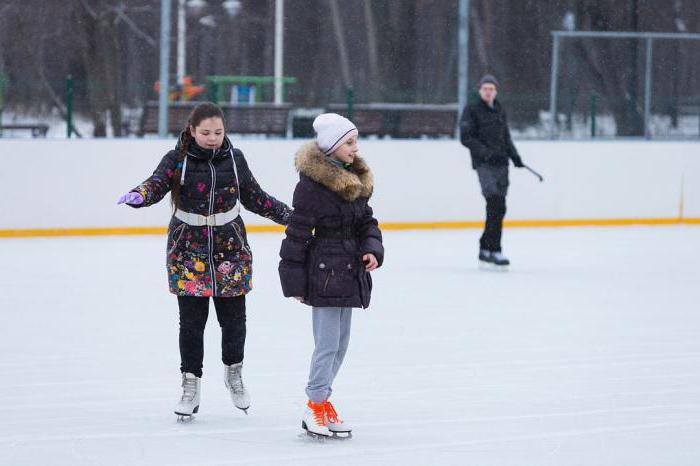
[2, 108, 699, 139]
[1, 226, 699, 465]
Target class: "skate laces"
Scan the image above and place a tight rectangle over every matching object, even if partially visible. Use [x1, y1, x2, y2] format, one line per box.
[323, 400, 342, 424]
[227, 365, 245, 393]
[181, 375, 197, 402]
[307, 400, 328, 426]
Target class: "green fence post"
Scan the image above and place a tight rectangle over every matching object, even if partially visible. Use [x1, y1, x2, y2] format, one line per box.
[346, 87, 354, 121]
[66, 75, 74, 138]
[206, 78, 217, 103]
[216, 80, 225, 104]
[590, 93, 597, 138]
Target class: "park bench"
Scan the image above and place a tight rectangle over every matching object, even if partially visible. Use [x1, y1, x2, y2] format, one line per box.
[0, 124, 49, 137]
[139, 102, 291, 136]
[327, 103, 458, 138]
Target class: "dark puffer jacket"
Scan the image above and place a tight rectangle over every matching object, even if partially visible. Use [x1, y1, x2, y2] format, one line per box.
[278, 142, 383, 309]
[131, 134, 291, 297]
[459, 98, 523, 169]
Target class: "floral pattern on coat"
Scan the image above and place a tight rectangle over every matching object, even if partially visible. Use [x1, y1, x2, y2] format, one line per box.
[131, 134, 291, 297]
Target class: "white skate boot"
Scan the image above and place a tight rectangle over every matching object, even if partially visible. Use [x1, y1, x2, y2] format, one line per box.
[224, 362, 250, 414]
[174, 372, 200, 422]
[324, 400, 352, 438]
[302, 400, 332, 438]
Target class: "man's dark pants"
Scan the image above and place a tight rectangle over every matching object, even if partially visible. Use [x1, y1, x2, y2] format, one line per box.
[476, 165, 509, 252]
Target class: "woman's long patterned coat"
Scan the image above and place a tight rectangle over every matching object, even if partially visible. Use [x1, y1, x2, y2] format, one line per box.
[132, 135, 291, 297]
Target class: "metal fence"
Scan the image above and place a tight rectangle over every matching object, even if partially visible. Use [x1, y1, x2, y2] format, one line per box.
[548, 30, 700, 139]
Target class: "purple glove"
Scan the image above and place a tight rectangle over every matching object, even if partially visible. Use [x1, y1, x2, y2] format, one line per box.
[117, 192, 144, 206]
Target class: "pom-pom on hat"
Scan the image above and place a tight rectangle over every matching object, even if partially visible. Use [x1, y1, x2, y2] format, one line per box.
[312, 113, 359, 155]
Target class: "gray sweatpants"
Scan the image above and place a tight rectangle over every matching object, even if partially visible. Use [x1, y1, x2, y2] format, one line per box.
[306, 306, 353, 403]
[476, 165, 509, 198]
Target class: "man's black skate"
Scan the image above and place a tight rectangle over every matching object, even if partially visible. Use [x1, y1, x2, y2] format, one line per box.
[479, 249, 509, 270]
[478, 249, 491, 263]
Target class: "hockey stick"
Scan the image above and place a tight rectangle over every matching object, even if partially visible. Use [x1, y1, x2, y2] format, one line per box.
[523, 164, 544, 182]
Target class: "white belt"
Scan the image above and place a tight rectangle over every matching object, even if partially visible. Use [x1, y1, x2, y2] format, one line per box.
[174, 202, 240, 227]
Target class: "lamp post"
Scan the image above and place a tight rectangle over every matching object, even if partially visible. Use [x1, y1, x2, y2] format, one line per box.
[178, 0, 208, 89]
[158, 0, 172, 137]
[222, 0, 241, 17]
[274, 0, 284, 105]
[178, 0, 240, 90]
[177, 0, 186, 87]
[457, 0, 470, 128]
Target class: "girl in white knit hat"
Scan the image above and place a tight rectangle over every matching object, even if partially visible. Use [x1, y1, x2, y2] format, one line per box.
[279, 113, 384, 439]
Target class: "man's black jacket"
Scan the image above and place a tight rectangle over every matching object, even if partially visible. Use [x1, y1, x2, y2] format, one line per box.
[459, 98, 523, 170]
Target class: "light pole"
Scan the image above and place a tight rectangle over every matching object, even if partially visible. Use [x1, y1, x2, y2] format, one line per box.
[179, 0, 209, 89]
[178, 0, 240, 92]
[222, 0, 241, 17]
[177, 0, 186, 87]
[457, 0, 470, 127]
[158, 0, 172, 137]
[274, 0, 284, 105]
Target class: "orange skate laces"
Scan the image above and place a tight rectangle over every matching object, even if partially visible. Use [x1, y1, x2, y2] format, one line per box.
[323, 400, 342, 424]
[307, 400, 328, 426]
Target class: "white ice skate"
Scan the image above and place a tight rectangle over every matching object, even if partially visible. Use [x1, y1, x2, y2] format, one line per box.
[224, 362, 250, 414]
[324, 400, 352, 438]
[302, 400, 332, 438]
[301, 400, 352, 440]
[174, 372, 200, 422]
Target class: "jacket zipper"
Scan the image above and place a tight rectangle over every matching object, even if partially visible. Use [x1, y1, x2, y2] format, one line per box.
[207, 159, 217, 296]
[323, 269, 333, 292]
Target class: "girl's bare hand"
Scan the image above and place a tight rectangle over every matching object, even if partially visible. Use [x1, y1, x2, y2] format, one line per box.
[363, 253, 378, 272]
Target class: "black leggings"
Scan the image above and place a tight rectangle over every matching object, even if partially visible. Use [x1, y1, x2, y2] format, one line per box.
[480, 195, 507, 252]
[177, 295, 246, 378]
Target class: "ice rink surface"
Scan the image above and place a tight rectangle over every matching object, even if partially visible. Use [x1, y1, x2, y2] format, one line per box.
[1, 226, 699, 465]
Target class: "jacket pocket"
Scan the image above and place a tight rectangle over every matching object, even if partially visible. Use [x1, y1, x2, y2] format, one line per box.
[168, 222, 187, 255]
[314, 255, 355, 298]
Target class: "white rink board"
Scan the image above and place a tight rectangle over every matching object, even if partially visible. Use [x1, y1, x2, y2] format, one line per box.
[0, 139, 697, 230]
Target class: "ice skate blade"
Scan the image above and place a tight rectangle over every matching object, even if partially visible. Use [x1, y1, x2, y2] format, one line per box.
[237, 406, 249, 415]
[478, 260, 509, 272]
[301, 421, 351, 441]
[175, 405, 199, 422]
[330, 431, 352, 439]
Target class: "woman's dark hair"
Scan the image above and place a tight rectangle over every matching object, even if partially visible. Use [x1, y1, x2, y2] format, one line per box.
[171, 102, 225, 209]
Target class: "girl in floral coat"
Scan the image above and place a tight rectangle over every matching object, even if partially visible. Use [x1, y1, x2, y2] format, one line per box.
[118, 102, 291, 420]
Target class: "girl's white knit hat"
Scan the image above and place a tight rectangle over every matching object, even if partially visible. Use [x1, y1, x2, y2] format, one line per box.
[312, 113, 359, 155]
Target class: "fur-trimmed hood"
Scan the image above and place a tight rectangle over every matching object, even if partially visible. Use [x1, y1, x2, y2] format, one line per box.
[294, 141, 374, 202]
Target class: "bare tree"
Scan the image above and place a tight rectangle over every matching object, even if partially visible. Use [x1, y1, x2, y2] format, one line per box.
[0, 0, 698, 135]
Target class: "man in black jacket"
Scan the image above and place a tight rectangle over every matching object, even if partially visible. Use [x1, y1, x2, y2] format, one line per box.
[460, 74, 524, 267]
